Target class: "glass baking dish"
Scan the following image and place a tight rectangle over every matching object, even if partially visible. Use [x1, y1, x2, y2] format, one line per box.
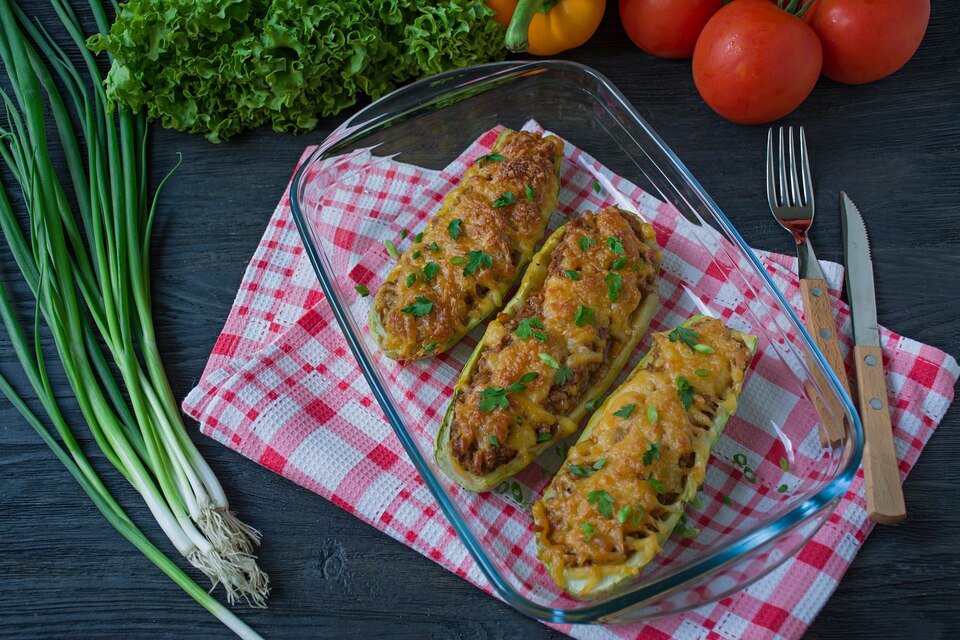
[289, 60, 863, 623]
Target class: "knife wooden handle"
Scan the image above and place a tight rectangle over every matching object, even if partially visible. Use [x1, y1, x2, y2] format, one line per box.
[854, 344, 907, 524]
[800, 279, 850, 445]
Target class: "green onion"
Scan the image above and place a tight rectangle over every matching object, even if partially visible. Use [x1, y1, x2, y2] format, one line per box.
[385, 239, 399, 259]
[0, 4, 266, 637]
[354, 285, 369, 297]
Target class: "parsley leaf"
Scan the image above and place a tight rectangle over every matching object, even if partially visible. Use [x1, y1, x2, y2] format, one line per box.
[412, 250, 421, 260]
[405, 272, 417, 288]
[508, 382, 526, 394]
[574, 305, 595, 327]
[565, 269, 581, 281]
[423, 261, 440, 280]
[676, 376, 695, 410]
[606, 236, 624, 254]
[587, 489, 615, 519]
[462, 249, 492, 276]
[400, 296, 433, 317]
[568, 464, 594, 477]
[538, 352, 560, 368]
[492, 191, 517, 208]
[537, 432, 553, 442]
[478, 387, 509, 412]
[385, 239, 399, 259]
[519, 371, 539, 384]
[668, 325, 700, 352]
[593, 180, 601, 194]
[593, 458, 607, 471]
[516, 317, 547, 342]
[428, 242, 439, 252]
[613, 403, 636, 418]
[610, 257, 628, 270]
[605, 272, 623, 303]
[447, 218, 463, 240]
[642, 442, 661, 467]
[400, 229, 408, 239]
[474, 152, 505, 167]
[554, 365, 574, 385]
[580, 521, 596, 542]
[354, 284, 369, 297]
[577, 236, 596, 251]
[489, 434, 500, 448]
[525, 184, 536, 200]
[415, 232, 424, 243]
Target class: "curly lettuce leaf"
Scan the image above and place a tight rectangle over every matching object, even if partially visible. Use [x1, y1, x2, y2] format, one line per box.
[89, 0, 505, 143]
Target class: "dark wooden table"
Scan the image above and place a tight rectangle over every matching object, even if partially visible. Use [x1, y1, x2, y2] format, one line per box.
[2, 3, 958, 639]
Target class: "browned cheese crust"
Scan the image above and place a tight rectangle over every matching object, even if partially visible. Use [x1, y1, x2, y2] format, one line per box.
[371, 130, 564, 360]
[448, 206, 661, 476]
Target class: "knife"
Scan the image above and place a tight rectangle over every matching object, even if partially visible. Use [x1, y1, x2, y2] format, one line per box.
[841, 192, 907, 524]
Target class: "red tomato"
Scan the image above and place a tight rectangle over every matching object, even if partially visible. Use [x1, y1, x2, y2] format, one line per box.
[692, 0, 822, 124]
[619, 0, 722, 59]
[805, 0, 930, 85]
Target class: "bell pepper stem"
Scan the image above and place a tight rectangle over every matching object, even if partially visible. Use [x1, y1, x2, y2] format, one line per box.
[505, 0, 547, 53]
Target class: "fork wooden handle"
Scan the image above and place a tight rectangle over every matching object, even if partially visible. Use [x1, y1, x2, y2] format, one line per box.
[800, 278, 850, 445]
[854, 344, 907, 524]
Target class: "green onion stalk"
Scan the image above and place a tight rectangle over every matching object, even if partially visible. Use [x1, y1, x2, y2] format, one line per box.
[0, 1, 267, 636]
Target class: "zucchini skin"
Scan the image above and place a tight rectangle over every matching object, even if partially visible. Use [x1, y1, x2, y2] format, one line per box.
[369, 129, 564, 361]
[434, 207, 662, 492]
[532, 314, 758, 600]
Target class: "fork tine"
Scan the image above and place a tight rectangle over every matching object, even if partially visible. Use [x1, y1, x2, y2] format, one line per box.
[799, 126, 814, 210]
[777, 126, 790, 206]
[787, 127, 801, 207]
[765, 128, 778, 210]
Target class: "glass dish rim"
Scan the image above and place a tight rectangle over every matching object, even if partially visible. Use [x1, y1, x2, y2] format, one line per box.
[288, 59, 864, 623]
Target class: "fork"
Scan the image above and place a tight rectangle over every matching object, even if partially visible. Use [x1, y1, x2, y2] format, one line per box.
[766, 126, 851, 444]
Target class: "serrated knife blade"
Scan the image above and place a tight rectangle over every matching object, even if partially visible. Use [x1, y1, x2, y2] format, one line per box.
[841, 192, 880, 347]
[840, 191, 906, 524]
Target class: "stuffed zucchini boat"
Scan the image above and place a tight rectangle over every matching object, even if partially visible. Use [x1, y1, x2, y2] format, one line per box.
[532, 315, 757, 599]
[369, 129, 564, 361]
[435, 205, 663, 491]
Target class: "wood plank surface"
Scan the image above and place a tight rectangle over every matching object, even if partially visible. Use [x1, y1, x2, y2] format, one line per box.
[2, 3, 958, 639]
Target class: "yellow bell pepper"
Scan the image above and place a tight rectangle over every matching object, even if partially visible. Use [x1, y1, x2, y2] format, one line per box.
[487, 0, 606, 56]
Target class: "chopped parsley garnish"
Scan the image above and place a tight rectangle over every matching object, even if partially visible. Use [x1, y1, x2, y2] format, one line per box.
[695, 368, 710, 377]
[565, 269, 581, 281]
[489, 435, 500, 448]
[722, 494, 733, 506]
[574, 305, 595, 327]
[613, 403, 636, 418]
[478, 387, 509, 412]
[610, 257, 628, 270]
[592, 180, 601, 194]
[354, 284, 369, 297]
[568, 464, 594, 477]
[646, 473, 667, 494]
[450, 256, 466, 265]
[400, 229, 408, 239]
[676, 375, 695, 410]
[400, 296, 433, 317]
[462, 250, 492, 276]
[777, 484, 789, 493]
[492, 191, 517, 208]
[539, 352, 560, 368]
[647, 406, 659, 424]
[385, 239, 399, 259]
[585, 397, 602, 411]
[428, 242, 439, 252]
[447, 218, 463, 239]
[423, 261, 440, 280]
[577, 236, 596, 251]
[519, 371, 539, 384]
[474, 152, 505, 167]
[516, 317, 547, 342]
[508, 382, 526, 394]
[605, 272, 623, 303]
[580, 521, 596, 542]
[423, 343, 439, 352]
[405, 272, 417, 288]
[780, 457, 791, 472]
[415, 232, 424, 243]
[537, 432, 552, 442]
[525, 184, 536, 200]
[593, 458, 607, 471]
[587, 489, 615, 518]
[507, 373, 536, 394]
[554, 365, 574, 385]
[617, 505, 631, 524]
[669, 325, 700, 352]
[642, 442, 661, 466]
[606, 236, 624, 254]
[412, 250, 421, 260]
[694, 343, 716, 354]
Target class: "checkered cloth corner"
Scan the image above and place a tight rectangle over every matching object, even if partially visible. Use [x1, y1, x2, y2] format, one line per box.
[183, 123, 958, 640]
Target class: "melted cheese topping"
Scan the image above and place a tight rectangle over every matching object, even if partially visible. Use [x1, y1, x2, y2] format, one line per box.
[533, 317, 752, 587]
[447, 206, 661, 477]
[371, 130, 564, 360]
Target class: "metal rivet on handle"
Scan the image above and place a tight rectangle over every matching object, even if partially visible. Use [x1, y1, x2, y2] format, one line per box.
[869, 398, 883, 410]
[819, 328, 832, 339]
[864, 354, 878, 366]
[811, 286, 824, 298]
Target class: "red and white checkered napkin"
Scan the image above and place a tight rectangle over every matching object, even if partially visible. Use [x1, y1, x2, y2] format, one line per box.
[184, 124, 958, 640]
